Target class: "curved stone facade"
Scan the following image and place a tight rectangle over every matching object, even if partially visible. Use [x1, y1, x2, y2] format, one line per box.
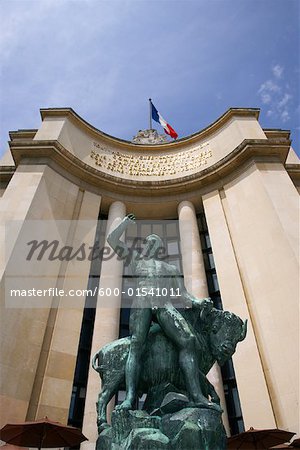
[0, 107, 299, 446]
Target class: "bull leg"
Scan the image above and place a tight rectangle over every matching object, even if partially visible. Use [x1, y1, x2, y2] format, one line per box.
[197, 370, 220, 405]
[97, 386, 116, 433]
[97, 370, 125, 433]
[205, 377, 221, 405]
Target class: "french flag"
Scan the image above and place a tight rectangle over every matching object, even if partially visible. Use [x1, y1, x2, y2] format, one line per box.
[150, 100, 178, 139]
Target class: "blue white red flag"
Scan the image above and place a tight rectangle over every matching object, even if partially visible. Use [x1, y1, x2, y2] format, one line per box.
[150, 100, 178, 139]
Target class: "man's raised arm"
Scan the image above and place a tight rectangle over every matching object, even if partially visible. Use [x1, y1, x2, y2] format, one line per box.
[107, 213, 135, 259]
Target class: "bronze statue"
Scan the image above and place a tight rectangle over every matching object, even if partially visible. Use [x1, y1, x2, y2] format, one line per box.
[93, 214, 247, 449]
[93, 305, 247, 430]
[106, 214, 220, 411]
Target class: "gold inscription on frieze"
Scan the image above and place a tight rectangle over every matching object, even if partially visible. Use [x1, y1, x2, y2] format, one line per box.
[90, 141, 212, 176]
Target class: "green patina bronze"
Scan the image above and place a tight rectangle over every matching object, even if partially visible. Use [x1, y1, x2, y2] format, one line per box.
[93, 214, 247, 449]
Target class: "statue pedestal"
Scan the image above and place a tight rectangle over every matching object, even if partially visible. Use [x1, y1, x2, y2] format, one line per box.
[96, 405, 226, 449]
[161, 407, 227, 449]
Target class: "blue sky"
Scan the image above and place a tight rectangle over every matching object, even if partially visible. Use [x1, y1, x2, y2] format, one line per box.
[0, 0, 299, 158]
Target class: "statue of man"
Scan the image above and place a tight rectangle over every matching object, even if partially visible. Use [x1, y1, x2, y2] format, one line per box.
[107, 213, 219, 411]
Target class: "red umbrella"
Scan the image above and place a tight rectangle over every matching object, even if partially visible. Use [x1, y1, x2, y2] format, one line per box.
[0, 417, 87, 450]
[227, 427, 295, 449]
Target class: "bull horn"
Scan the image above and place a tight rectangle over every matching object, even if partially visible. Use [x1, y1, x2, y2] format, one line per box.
[239, 319, 248, 341]
[92, 352, 99, 371]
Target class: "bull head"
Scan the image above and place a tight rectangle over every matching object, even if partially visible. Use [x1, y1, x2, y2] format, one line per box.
[238, 319, 248, 342]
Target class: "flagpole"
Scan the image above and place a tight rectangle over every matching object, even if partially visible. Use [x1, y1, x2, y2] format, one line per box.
[149, 98, 152, 130]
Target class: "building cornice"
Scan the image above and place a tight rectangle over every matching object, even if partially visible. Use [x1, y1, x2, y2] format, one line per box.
[286, 164, 300, 180]
[0, 166, 15, 182]
[263, 129, 291, 141]
[8, 138, 290, 197]
[9, 130, 38, 141]
[39, 107, 260, 150]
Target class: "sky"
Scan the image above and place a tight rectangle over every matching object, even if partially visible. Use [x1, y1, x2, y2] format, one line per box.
[0, 0, 299, 158]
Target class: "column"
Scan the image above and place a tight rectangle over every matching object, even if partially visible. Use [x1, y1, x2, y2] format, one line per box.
[203, 189, 276, 429]
[81, 201, 126, 450]
[178, 201, 230, 435]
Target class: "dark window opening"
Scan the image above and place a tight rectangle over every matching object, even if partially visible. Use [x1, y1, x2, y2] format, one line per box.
[68, 213, 107, 429]
[116, 219, 183, 408]
[197, 211, 244, 435]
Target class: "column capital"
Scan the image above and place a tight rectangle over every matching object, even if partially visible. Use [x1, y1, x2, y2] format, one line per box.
[108, 201, 126, 215]
[177, 200, 196, 214]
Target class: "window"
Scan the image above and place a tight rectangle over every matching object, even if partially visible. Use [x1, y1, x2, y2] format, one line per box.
[117, 219, 183, 408]
[68, 213, 107, 429]
[197, 211, 244, 435]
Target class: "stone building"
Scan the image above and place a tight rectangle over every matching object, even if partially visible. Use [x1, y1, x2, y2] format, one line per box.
[0, 107, 299, 448]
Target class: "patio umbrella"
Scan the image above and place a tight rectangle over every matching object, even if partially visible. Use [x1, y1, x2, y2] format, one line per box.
[270, 439, 300, 449]
[0, 417, 87, 450]
[270, 445, 291, 449]
[227, 427, 295, 449]
[0, 445, 28, 450]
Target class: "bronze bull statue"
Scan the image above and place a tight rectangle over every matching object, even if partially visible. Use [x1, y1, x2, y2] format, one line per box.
[92, 305, 247, 431]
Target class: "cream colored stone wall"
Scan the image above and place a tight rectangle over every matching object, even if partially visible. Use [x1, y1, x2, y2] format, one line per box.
[0, 165, 46, 279]
[1, 107, 298, 437]
[27, 191, 101, 423]
[33, 116, 66, 142]
[256, 161, 299, 262]
[0, 164, 51, 426]
[86, 115, 265, 181]
[203, 190, 276, 429]
[0, 148, 15, 166]
[0, 164, 101, 427]
[286, 147, 300, 164]
[32, 112, 267, 183]
[219, 161, 299, 434]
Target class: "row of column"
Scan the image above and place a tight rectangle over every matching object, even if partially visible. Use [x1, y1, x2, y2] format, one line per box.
[81, 200, 230, 449]
[82, 158, 299, 444]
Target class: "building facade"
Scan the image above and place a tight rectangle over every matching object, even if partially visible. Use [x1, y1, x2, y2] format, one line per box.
[0, 107, 299, 447]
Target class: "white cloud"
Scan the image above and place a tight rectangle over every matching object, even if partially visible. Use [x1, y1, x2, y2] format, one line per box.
[281, 110, 290, 122]
[261, 93, 272, 104]
[272, 64, 284, 79]
[277, 93, 292, 123]
[258, 79, 280, 94]
[258, 64, 294, 124]
[278, 93, 292, 110]
[258, 79, 281, 105]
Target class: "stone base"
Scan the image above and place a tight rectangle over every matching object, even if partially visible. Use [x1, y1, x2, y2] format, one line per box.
[162, 407, 227, 449]
[96, 406, 226, 449]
